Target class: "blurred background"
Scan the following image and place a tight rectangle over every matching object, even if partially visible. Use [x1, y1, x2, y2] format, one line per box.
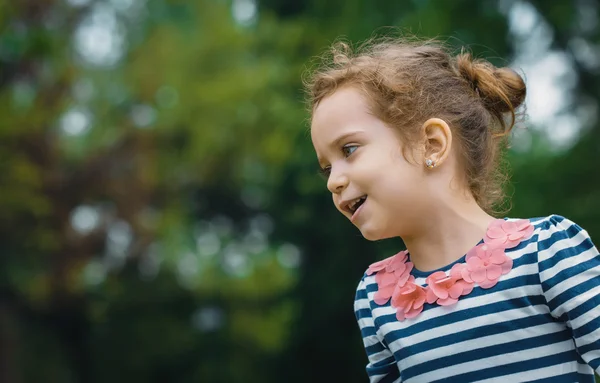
[1, 0, 599, 382]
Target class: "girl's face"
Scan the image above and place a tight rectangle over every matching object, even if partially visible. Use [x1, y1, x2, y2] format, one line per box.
[311, 86, 430, 241]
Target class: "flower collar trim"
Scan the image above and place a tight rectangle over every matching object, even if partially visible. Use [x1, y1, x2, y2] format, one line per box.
[366, 219, 534, 321]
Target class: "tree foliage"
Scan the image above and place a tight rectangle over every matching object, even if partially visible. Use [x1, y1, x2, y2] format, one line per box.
[1, 0, 599, 382]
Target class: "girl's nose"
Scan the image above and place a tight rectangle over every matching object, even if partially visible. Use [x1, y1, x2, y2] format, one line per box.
[327, 167, 349, 194]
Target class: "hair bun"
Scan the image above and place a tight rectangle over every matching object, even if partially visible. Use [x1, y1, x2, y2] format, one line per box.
[456, 52, 526, 132]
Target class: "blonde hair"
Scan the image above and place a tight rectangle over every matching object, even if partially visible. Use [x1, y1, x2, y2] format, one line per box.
[304, 37, 526, 213]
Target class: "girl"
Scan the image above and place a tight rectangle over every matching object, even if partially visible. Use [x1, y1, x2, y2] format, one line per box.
[306, 38, 600, 382]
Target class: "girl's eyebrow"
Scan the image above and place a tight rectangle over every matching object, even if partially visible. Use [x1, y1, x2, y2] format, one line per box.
[316, 130, 365, 165]
[330, 130, 365, 148]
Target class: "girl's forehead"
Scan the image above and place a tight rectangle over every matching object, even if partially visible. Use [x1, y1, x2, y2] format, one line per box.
[313, 87, 368, 122]
[311, 88, 370, 140]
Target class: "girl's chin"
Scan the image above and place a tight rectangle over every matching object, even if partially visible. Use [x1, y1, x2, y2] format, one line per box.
[358, 225, 389, 241]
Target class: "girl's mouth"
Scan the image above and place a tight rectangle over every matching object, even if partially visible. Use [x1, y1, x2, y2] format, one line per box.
[350, 196, 367, 222]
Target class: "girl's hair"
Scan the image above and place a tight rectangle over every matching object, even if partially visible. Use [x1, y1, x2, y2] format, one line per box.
[303, 37, 527, 214]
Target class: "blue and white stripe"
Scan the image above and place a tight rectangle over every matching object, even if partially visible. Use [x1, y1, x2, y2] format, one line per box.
[354, 215, 600, 383]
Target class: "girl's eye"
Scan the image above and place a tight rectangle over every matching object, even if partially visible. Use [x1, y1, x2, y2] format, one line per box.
[317, 145, 357, 180]
[319, 166, 331, 179]
[342, 145, 358, 157]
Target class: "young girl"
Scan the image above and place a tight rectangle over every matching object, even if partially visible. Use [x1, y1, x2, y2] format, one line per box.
[306, 38, 600, 382]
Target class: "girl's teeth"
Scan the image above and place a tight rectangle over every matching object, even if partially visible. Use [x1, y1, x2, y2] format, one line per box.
[350, 197, 365, 212]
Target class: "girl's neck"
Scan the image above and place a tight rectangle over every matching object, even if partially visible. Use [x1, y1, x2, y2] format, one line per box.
[403, 201, 496, 272]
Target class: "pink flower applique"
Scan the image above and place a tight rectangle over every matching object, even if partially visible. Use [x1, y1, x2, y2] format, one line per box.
[391, 276, 426, 321]
[484, 219, 534, 249]
[366, 250, 407, 275]
[462, 244, 513, 289]
[365, 218, 531, 322]
[367, 251, 413, 305]
[425, 263, 474, 306]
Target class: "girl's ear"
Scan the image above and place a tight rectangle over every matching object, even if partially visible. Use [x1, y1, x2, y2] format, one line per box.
[421, 118, 452, 168]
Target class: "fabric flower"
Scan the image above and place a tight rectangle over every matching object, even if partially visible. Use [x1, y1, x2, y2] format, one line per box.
[425, 264, 474, 306]
[366, 250, 408, 275]
[462, 244, 513, 289]
[391, 276, 426, 321]
[484, 219, 534, 249]
[363, 218, 531, 322]
[368, 251, 413, 305]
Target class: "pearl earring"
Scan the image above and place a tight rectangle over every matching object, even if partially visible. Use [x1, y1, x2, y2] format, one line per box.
[425, 159, 435, 169]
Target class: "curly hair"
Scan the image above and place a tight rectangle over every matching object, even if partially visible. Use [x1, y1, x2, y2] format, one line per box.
[304, 37, 527, 213]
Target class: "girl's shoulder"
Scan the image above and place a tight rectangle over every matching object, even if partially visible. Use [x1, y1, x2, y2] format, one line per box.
[524, 214, 597, 268]
[526, 214, 592, 243]
[527, 214, 580, 229]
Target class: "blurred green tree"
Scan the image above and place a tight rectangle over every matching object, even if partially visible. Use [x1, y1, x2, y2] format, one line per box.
[0, 0, 598, 382]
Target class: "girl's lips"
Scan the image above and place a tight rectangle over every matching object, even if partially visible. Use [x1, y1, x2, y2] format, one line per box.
[351, 198, 367, 223]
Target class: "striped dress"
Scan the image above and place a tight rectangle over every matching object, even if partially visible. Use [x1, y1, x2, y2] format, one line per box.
[354, 215, 600, 382]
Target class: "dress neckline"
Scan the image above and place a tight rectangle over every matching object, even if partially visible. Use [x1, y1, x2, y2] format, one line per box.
[365, 218, 535, 321]
[408, 239, 485, 278]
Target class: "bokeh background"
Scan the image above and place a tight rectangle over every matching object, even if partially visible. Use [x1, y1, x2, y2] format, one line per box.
[2, 0, 600, 382]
